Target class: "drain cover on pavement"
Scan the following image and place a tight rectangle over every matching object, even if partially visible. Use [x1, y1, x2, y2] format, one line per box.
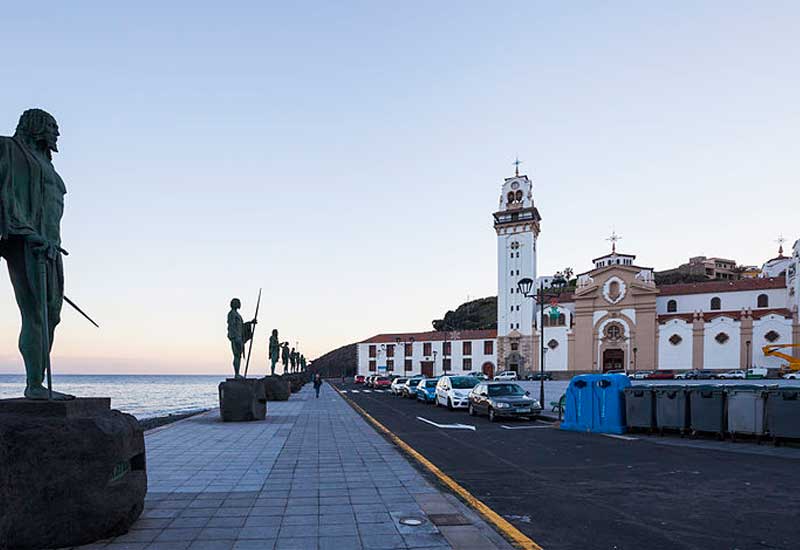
[428, 513, 470, 526]
[399, 517, 425, 526]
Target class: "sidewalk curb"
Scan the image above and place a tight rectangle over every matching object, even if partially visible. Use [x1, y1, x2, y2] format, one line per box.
[334, 387, 543, 550]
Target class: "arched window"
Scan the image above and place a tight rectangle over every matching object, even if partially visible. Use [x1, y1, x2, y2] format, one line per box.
[710, 297, 721, 310]
[542, 316, 550, 327]
[558, 313, 566, 326]
[507, 191, 514, 204]
[757, 294, 769, 308]
[515, 190, 523, 202]
[667, 300, 677, 313]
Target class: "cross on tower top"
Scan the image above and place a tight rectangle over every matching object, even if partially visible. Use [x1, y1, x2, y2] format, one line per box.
[777, 235, 787, 256]
[513, 157, 522, 177]
[607, 229, 622, 253]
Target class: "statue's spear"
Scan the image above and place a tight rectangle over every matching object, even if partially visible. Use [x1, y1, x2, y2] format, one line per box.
[243, 288, 261, 378]
[57, 247, 100, 327]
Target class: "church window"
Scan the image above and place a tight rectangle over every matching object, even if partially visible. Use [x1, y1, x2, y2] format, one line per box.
[515, 190, 523, 201]
[715, 332, 729, 344]
[667, 300, 677, 313]
[605, 324, 623, 340]
[710, 297, 721, 310]
[764, 330, 780, 343]
[510, 306, 514, 312]
[516, 305, 520, 311]
[507, 191, 514, 204]
[542, 316, 550, 327]
[669, 334, 682, 346]
[547, 339, 559, 350]
[511, 342, 519, 351]
[757, 294, 769, 308]
[557, 313, 566, 326]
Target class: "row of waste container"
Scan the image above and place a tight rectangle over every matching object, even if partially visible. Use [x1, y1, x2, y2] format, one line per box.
[560, 374, 800, 442]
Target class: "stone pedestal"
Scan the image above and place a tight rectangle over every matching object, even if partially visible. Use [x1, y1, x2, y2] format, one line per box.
[262, 376, 291, 401]
[0, 398, 147, 549]
[218, 378, 267, 421]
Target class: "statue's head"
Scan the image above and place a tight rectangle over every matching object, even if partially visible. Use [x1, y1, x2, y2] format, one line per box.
[230, 298, 241, 309]
[272, 329, 278, 337]
[15, 109, 59, 157]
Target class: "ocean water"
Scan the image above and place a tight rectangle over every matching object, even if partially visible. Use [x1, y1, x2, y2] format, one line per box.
[0, 374, 225, 419]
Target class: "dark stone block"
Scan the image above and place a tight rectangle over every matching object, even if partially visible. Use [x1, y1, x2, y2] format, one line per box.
[262, 376, 291, 401]
[0, 398, 147, 549]
[218, 378, 267, 421]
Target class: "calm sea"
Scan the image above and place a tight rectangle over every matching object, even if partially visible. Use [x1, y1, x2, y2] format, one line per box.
[0, 374, 224, 419]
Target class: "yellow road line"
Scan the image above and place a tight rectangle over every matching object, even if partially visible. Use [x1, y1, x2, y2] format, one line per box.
[335, 387, 543, 550]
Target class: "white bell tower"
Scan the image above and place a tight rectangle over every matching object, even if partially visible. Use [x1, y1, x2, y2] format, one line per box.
[493, 160, 541, 373]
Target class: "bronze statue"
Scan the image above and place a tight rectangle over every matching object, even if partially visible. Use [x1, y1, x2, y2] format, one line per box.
[290, 348, 297, 372]
[0, 109, 74, 400]
[281, 342, 290, 373]
[227, 298, 256, 377]
[268, 329, 280, 375]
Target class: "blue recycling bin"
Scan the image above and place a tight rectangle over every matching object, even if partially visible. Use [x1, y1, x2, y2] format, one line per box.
[561, 374, 599, 432]
[592, 374, 631, 434]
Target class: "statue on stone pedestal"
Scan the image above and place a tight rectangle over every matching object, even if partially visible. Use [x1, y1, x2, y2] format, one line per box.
[300, 355, 306, 371]
[227, 298, 256, 378]
[290, 348, 297, 372]
[268, 329, 280, 375]
[281, 342, 290, 373]
[0, 109, 74, 400]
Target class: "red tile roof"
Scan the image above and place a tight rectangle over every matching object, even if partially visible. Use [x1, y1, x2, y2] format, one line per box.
[659, 277, 786, 296]
[360, 329, 497, 344]
[658, 307, 792, 324]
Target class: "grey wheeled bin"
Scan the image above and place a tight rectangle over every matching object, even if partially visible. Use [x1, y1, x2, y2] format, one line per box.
[688, 385, 726, 438]
[624, 386, 655, 431]
[654, 385, 688, 435]
[766, 387, 800, 442]
[726, 385, 768, 441]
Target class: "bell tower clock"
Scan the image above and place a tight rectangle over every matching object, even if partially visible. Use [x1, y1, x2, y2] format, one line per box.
[493, 162, 541, 374]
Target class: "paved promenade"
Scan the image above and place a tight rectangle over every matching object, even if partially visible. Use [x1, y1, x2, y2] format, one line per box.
[76, 383, 512, 550]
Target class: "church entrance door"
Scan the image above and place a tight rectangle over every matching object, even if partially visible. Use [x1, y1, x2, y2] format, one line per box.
[482, 362, 495, 379]
[421, 361, 434, 378]
[603, 349, 625, 372]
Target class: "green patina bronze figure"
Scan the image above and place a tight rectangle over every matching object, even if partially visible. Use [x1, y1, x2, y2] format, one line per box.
[227, 298, 256, 378]
[281, 342, 290, 373]
[268, 329, 280, 375]
[290, 348, 297, 372]
[0, 109, 74, 400]
[300, 355, 306, 371]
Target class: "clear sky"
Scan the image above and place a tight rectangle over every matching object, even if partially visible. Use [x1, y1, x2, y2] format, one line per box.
[1, 1, 798, 374]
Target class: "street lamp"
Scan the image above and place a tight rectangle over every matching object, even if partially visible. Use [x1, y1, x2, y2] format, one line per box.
[746, 340, 751, 370]
[633, 347, 638, 374]
[432, 350, 438, 376]
[518, 274, 567, 408]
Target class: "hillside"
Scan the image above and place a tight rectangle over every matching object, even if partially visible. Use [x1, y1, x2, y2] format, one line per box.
[432, 296, 497, 331]
[310, 342, 357, 378]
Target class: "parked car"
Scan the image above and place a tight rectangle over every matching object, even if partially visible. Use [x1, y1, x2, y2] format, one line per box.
[746, 367, 768, 379]
[646, 370, 675, 380]
[355, 375, 366, 384]
[630, 371, 652, 380]
[782, 371, 800, 380]
[373, 376, 392, 389]
[415, 378, 439, 403]
[435, 375, 479, 409]
[674, 370, 695, 380]
[468, 382, 541, 422]
[402, 376, 425, 398]
[525, 372, 553, 381]
[390, 377, 408, 395]
[464, 371, 488, 381]
[718, 370, 745, 380]
[493, 370, 518, 381]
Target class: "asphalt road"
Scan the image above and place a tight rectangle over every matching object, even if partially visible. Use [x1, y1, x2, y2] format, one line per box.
[333, 381, 800, 550]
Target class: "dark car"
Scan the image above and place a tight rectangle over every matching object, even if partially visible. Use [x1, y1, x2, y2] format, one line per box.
[525, 372, 553, 381]
[694, 370, 717, 380]
[646, 370, 675, 380]
[468, 382, 542, 422]
[402, 376, 424, 398]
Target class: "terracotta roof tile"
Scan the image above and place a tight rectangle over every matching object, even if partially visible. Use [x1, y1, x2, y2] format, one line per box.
[360, 329, 497, 344]
[658, 277, 786, 296]
[658, 307, 792, 324]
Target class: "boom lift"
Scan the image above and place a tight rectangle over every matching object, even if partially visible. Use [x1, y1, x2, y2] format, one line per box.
[762, 344, 800, 372]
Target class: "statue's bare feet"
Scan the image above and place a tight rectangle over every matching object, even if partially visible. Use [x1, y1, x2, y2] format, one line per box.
[24, 385, 76, 401]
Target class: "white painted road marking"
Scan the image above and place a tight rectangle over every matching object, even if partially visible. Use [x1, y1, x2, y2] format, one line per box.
[417, 417, 477, 431]
[350, 390, 359, 393]
[500, 425, 553, 430]
[362, 389, 372, 393]
[602, 433, 639, 441]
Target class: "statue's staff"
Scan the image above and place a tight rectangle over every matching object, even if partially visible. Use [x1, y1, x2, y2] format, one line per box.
[243, 288, 261, 378]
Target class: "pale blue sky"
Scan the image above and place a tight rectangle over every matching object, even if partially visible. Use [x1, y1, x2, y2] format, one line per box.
[1, 1, 798, 374]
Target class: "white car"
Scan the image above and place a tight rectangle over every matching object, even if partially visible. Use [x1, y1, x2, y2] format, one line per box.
[464, 371, 488, 381]
[390, 377, 408, 395]
[718, 370, 745, 379]
[782, 372, 800, 380]
[435, 375, 480, 409]
[630, 371, 652, 380]
[493, 370, 518, 381]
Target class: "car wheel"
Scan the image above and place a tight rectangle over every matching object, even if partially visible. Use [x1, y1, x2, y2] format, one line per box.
[488, 408, 496, 422]
[447, 398, 453, 411]
[468, 403, 476, 416]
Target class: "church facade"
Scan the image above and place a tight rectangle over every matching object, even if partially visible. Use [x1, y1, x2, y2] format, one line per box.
[357, 170, 800, 379]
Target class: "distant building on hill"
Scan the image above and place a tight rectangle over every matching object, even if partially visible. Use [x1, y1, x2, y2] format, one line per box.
[657, 256, 741, 282]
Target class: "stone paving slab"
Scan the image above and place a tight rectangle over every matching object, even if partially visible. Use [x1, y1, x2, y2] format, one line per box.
[73, 383, 512, 550]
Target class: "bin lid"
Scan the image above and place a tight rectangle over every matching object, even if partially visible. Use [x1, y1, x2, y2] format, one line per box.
[652, 384, 687, 392]
[767, 386, 800, 393]
[688, 384, 724, 392]
[725, 384, 770, 392]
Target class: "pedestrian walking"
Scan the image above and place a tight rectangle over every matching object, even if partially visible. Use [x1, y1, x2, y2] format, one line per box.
[313, 373, 322, 398]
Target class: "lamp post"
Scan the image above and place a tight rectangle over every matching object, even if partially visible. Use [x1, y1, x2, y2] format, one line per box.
[746, 340, 751, 370]
[633, 347, 638, 374]
[518, 274, 567, 408]
[432, 350, 438, 376]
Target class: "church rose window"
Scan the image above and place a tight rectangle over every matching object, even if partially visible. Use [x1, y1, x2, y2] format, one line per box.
[667, 300, 677, 313]
[669, 334, 682, 346]
[547, 339, 559, 350]
[605, 324, 623, 340]
[715, 332, 729, 344]
[757, 294, 769, 308]
[764, 330, 780, 343]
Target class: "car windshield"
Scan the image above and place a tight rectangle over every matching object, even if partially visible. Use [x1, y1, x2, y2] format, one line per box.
[425, 380, 438, 388]
[488, 384, 525, 397]
[377, 377, 389, 381]
[395, 378, 407, 384]
[451, 377, 478, 389]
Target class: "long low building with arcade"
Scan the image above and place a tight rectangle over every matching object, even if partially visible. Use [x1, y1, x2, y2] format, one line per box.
[356, 171, 800, 379]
